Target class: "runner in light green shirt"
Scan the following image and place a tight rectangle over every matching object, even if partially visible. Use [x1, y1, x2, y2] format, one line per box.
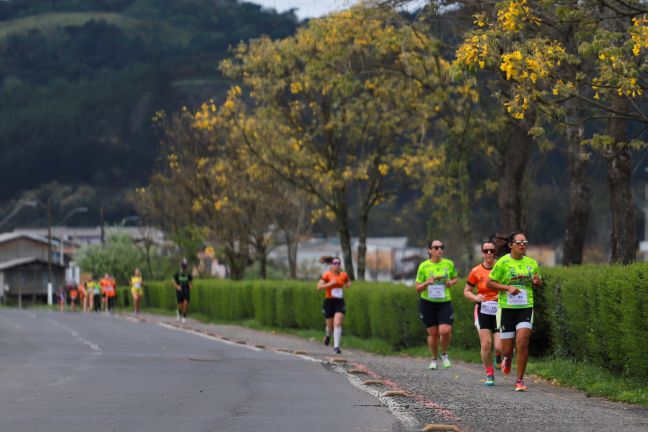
[489, 254, 540, 309]
[486, 232, 543, 392]
[414, 240, 458, 370]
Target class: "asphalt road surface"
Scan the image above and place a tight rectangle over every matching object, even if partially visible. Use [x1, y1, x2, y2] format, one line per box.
[0, 309, 403, 432]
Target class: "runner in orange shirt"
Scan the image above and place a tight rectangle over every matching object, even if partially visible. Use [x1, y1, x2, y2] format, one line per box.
[100, 274, 116, 314]
[69, 284, 79, 312]
[464, 241, 502, 386]
[78, 281, 87, 312]
[316, 256, 350, 355]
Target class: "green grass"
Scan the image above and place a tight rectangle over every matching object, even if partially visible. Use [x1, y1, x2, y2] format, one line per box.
[0, 12, 138, 40]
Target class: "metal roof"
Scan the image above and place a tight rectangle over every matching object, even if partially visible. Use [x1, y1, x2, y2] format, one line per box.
[0, 232, 50, 246]
[0, 257, 64, 271]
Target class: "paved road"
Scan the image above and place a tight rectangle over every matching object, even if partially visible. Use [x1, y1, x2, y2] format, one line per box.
[0, 309, 403, 432]
[138, 312, 648, 432]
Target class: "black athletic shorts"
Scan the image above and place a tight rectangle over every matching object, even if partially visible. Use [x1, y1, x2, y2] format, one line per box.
[419, 298, 453, 327]
[176, 287, 190, 303]
[474, 303, 499, 332]
[322, 298, 345, 318]
[497, 307, 533, 339]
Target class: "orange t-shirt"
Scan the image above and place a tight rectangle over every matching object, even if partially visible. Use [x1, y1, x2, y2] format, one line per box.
[466, 264, 498, 301]
[100, 278, 116, 298]
[320, 270, 349, 299]
[69, 288, 78, 299]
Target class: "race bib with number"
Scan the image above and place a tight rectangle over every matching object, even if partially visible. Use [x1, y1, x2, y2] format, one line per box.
[427, 284, 446, 299]
[480, 301, 498, 315]
[331, 288, 343, 299]
[134, 282, 141, 288]
[506, 288, 528, 306]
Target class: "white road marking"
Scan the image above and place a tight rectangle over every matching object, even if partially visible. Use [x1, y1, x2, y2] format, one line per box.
[47, 318, 101, 355]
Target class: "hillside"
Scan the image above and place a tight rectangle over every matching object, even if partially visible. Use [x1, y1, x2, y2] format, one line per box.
[0, 0, 298, 225]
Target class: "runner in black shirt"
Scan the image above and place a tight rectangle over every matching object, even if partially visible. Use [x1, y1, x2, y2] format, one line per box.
[173, 259, 193, 323]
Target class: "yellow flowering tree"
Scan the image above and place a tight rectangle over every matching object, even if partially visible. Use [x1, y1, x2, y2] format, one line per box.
[219, 6, 470, 279]
[455, 0, 648, 264]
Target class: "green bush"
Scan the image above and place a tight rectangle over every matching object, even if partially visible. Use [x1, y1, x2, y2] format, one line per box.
[139, 263, 648, 381]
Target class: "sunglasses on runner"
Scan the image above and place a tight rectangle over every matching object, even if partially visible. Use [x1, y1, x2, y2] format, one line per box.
[431, 245, 444, 250]
[512, 240, 529, 246]
[482, 249, 496, 254]
[332, 261, 341, 265]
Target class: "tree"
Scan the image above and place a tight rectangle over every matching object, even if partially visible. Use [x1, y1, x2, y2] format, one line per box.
[77, 233, 143, 284]
[219, 6, 476, 279]
[455, 0, 648, 263]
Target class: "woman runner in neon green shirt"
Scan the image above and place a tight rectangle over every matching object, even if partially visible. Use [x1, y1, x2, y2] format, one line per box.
[486, 232, 542, 392]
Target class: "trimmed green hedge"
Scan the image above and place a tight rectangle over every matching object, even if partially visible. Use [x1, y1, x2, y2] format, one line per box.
[139, 278, 483, 351]
[138, 263, 648, 380]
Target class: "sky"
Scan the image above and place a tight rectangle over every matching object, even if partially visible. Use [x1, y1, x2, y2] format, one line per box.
[247, 1, 357, 19]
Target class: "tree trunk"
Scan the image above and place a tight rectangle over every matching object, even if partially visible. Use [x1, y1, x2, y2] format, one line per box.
[605, 107, 636, 264]
[562, 100, 590, 265]
[283, 230, 298, 279]
[225, 238, 248, 280]
[333, 190, 355, 280]
[256, 241, 267, 280]
[498, 121, 531, 232]
[356, 211, 368, 281]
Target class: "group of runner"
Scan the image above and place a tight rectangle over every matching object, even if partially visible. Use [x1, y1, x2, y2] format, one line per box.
[61, 269, 146, 315]
[317, 231, 542, 392]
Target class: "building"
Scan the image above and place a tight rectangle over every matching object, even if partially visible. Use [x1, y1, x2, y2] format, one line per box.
[268, 237, 425, 281]
[0, 233, 66, 303]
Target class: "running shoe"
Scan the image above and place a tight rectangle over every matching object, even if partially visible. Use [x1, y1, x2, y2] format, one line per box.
[441, 355, 451, 368]
[333, 347, 342, 355]
[515, 380, 528, 392]
[502, 357, 512, 376]
[323, 335, 331, 346]
[484, 375, 495, 386]
[176, 310, 180, 321]
[181, 318, 186, 324]
[428, 360, 438, 370]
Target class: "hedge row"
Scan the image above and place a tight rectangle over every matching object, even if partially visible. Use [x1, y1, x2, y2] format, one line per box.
[136, 264, 648, 380]
[139, 279, 482, 351]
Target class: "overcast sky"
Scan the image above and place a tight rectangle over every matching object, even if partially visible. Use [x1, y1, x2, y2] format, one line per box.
[247, 0, 357, 19]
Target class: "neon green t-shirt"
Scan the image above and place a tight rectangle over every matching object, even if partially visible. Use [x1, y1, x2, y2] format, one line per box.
[488, 254, 541, 309]
[415, 258, 457, 302]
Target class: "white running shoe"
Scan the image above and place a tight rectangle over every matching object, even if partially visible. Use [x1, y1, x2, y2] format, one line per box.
[441, 354, 451, 368]
[428, 360, 438, 370]
[181, 318, 186, 323]
[176, 310, 180, 321]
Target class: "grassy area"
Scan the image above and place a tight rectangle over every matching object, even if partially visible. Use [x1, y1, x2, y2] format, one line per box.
[0, 12, 138, 39]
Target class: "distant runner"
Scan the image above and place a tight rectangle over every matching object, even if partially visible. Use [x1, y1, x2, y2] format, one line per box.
[130, 268, 144, 316]
[415, 240, 458, 370]
[487, 232, 542, 392]
[464, 241, 502, 386]
[173, 259, 192, 323]
[317, 256, 350, 355]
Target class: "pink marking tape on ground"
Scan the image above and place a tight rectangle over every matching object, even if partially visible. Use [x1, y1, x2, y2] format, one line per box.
[349, 361, 461, 422]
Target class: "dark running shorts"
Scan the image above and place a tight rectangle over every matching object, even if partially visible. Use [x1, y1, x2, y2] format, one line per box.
[497, 307, 533, 338]
[419, 298, 453, 327]
[176, 287, 190, 303]
[474, 303, 499, 332]
[322, 298, 346, 318]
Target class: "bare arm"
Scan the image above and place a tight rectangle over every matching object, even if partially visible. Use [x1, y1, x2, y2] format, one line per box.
[415, 276, 436, 293]
[463, 283, 484, 302]
[486, 279, 519, 295]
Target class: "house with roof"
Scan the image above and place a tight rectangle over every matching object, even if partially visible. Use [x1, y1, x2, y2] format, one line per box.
[0, 232, 66, 303]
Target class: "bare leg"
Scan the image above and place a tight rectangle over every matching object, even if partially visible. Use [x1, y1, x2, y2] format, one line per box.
[426, 326, 439, 359]
[494, 331, 502, 357]
[439, 324, 452, 354]
[515, 328, 531, 380]
[478, 329, 494, 369]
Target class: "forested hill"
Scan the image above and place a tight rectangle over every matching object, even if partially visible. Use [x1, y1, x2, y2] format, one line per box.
[0, 0, 297, 225]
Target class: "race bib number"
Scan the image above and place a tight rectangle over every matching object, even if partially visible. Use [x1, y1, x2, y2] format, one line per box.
[507, 288, 528, 306]
[427, 284, 446, 299]
[331, 288, 343, 299]
[480, 301, 498, 315]
[134, 282, 141, 288]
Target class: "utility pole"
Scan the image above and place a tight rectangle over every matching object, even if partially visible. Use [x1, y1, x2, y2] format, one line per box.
[47, 198, 53, 305]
